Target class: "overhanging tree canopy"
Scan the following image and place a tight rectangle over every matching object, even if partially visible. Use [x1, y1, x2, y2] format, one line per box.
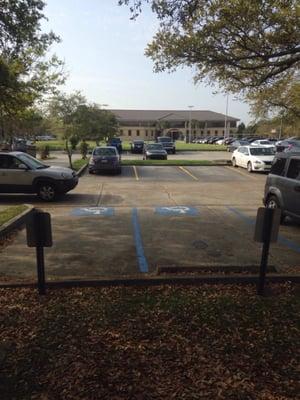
[120, 0, 300, 119]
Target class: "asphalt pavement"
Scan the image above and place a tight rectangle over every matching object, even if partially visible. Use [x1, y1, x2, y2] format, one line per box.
[0, 165, 299, 281]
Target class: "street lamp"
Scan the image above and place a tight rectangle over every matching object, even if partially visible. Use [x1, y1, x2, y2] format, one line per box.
[224, 94, 229, 138]
[188, 105, 194, 143]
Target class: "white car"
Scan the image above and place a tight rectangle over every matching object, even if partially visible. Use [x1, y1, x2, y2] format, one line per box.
[231, 145, 275, 172]
[251, 139, 275, 147]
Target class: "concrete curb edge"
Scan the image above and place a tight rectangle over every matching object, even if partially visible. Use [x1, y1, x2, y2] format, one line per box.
[0, 273, 299, 289]
[76, 162, 89, 177]
[0, 205, 34, 239]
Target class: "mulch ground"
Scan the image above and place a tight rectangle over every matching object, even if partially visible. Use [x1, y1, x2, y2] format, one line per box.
[0, 284, 299, 400]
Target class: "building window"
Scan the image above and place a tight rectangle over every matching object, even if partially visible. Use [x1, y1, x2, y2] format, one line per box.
[128, 130, 131, 136]
[120, 129, 123, 136]
[145, 130, 148, 136]
[151, 131, 154, 136]
[136, 130, 140, 136]
[215, 130, 218, 134]
[186, 130, 189, 135]
[207, 130, 210, 134]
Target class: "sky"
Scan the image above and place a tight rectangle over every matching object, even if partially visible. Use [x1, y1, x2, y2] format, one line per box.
[42, 0, 252, 124]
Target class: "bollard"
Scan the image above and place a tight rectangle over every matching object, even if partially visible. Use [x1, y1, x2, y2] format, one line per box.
[254, 207, 281, 296]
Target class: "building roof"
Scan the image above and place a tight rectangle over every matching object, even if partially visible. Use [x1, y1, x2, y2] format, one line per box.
[110, 109, 239, 122]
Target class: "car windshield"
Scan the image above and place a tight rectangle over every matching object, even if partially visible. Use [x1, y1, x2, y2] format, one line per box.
[93, 148, 117, 156]
[259, 140, 272, 145]
[17, 153, 48, 169]
[250, 147, 275, 156]
[147, 144, 163, 150]
[238, 140, 249, 145]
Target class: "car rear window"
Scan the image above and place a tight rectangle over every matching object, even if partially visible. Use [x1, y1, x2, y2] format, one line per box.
[286, 159, 300, 180]
[94, 148, 117, 156]
[270, 157, 286, 176]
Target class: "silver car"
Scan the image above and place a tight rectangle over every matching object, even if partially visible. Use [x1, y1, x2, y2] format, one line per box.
[264, 152, 300, 222]
[0, 152, 78, 201]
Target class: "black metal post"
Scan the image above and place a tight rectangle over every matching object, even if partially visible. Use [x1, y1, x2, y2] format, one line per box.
[36, 246, 46, 295]
[257, 209, 273, 296]
[257, 238, 271, 296]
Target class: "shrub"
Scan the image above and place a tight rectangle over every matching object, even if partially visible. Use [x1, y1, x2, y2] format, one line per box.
[79, 141, 89, 159]
[69, 135, 79, 150]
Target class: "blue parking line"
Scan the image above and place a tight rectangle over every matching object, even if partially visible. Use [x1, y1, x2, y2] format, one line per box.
[227, 207, 300, 254]
[132, 208, 148, 273]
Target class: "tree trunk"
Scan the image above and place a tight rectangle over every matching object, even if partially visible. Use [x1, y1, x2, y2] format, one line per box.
[65, 139, 73, 169]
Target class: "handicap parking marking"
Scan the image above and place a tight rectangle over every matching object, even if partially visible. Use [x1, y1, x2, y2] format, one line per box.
[155, 206, 198, 216]
[71, 207, 114, 216]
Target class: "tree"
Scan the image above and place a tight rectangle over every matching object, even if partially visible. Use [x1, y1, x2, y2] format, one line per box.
[120, 0, 300, 120]
[47, 92, 86, 168]
[248, 78, 300, 120]
[237, 122, 246, 135]
[71, 104, 118, 144]
[0, 0, 64, 140]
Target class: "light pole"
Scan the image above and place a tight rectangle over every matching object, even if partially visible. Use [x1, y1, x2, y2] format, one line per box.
[224, 94, 229, 138]
[188, 105, 194, 143]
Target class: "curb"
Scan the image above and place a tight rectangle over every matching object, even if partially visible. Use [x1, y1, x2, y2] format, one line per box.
[76, 162, 89, 177]
[0, 273, 299, 289]
[0, 205, 34, 239]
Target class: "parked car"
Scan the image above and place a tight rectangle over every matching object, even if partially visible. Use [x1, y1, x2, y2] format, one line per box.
[276, 138, 300, 153]
[0, 151, 78, 201]
[228, 140, 250, 152]
[231, 145, 275, 172]
[264, 152, 300, 222]
[224, 137, 236, 145]
[251, 139, 275, 147]
[130, 140, 144, 153]
[215, 137, 225, 145]
[157, 136, 176, 154]
[107, 137, 122, 153]
[89, 146, 121, 174]
[143, 143, 167, 160]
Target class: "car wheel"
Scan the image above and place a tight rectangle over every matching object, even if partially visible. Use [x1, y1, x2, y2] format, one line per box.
[247, 162, 253, 173]
[37, 182, 57, 201]
[266, 195, 285, 223]
[88, 169, 94, 174]
[232, 158, 238, 167]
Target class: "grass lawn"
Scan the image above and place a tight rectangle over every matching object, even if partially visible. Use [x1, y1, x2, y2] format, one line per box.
[0, 284, 298, 399]
[35, 140, 227, 152]
[122, 159, 227, 166]
[0, 205, 28, 226]
[72, 158, 89, 171]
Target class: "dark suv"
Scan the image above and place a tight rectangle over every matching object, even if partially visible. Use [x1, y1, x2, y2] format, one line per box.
[107, 137, 122, 153]
[264, 152, 300, 222]
[157, 137, 176, 154]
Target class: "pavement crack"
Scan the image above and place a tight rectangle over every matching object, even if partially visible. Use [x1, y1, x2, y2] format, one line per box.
[96, 183, 105, 206]
[161, 184, 178, 206]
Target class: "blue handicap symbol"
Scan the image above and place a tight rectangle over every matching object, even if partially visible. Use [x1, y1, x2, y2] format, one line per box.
[71, 207, 114, 216]
[155, 206, 198, 216]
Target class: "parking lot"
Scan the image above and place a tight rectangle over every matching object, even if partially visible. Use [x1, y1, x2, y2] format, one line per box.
[0, 165, 299, 281]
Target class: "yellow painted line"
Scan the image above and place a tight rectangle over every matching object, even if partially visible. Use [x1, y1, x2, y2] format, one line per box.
[133, 165, 139, 181]
[225, 166, 257, 179]
[178, 166, 199, 181]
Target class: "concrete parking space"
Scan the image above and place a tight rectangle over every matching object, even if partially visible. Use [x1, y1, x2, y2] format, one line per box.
[0, 165, 299, 281]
